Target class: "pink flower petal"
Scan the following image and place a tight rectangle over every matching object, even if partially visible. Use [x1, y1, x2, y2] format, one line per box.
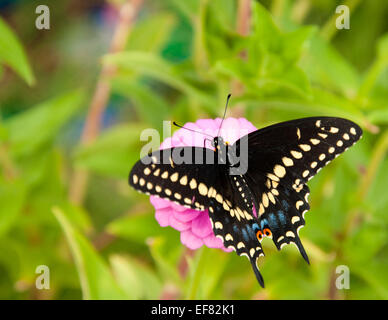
[203, 234, 231, 252]
[160, 137, 173, 149]
[238, 118, 257, 133]
[221, 118, 240, 143]
[173, 208, 200, 223]
[169, 214, 191, 231]
[180, 230, 203, 250]
[150, 196, 171, 210]
[155, 208, 172, 227]
[171, 137, 185, 148]
[195, 118, 220, 132]
[171, 201, 189, 212]
[191, 212, 213, 238]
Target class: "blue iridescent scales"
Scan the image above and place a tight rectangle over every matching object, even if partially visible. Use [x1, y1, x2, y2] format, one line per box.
[129, 117, 362, 287]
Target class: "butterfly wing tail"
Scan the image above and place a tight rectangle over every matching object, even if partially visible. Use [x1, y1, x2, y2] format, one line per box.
[293, 236, 310, 264]
[250, 257, 265, 288]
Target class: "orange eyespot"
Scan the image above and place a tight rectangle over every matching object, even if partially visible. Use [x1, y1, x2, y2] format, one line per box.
[256, 230, 263, 241]
[263, 228, 272, 237]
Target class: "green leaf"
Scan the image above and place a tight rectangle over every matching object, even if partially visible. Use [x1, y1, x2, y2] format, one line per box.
[255, 64, 312, 98]
[0, 178, 26, 237]
[344, 224, 387, 267]
[112, 78, 170, 130]
[280, 26, 316, 63]
[103, 51, 215, 108]
[0, 17, 35, 85]
[367, 108, 388, 125]
[0, 123, 8, 142]
[251, 1, 282, 52]
[167, 0, 199, 22]
[52, 206, 127, 299]
[352, 261, 388, 299]
[127, 13, 176, 53]
[110, 254, 162, 299]
[108, 214, 182, 284]
[61, 202, 93, 234]
[357, 33, 388, 101]
[186, 247, 230, 299]
[212, 3, 313, 99]
[148, 237, 182, 284]
[4, 90, 85, 158]
[377, 33, 388, 62]
[107, 212, 180, 248]
[74, 123, 147, 178]
[300, 35, 360, 98]
[366, 159, 388, 216]
[261, 252, 320, 299]
[212, 56, 252, 81]
[207, 0, 236, 34]
[237, 87, 365, 125]
[107, 213, 162, 244]
[109, 255, 143, 299]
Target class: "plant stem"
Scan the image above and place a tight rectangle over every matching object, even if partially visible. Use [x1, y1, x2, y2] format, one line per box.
[237, 0, 251, 38]
[69, 0, 143, 204]
[291, 0, 311, 24]
[186, 247, 204, 299]
[357, 59, 386, 105]
[193, 0, 209, 75]
[0, 144, 17, 180]
[230, 0, 252, 117]
[271, 0, 286, 19]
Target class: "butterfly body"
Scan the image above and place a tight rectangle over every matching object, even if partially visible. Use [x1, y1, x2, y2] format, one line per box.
[129, 117, 362, 287]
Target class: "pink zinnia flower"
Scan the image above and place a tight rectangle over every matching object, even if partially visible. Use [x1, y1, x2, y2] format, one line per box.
[151, 118, 257, 251]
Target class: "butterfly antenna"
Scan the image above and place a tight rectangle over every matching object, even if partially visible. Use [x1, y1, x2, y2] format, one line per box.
[217, 93, 231, 138]
[173, 121, 214, 139]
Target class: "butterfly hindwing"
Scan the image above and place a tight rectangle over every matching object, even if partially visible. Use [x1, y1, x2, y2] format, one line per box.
[199, 165, 267, 286]
[258, 183, 310, 263]
[208, 198, 265, 287]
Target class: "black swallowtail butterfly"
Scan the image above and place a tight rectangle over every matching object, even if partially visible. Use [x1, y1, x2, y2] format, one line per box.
[129, 114, 362, 287]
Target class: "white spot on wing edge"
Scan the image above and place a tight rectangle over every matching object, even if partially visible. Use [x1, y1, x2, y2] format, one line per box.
[291, 216, 300, 224]
[237, 242, 245, 249]
[215, 222, 223, 229]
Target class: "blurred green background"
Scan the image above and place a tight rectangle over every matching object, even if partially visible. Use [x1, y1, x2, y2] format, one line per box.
[1, 0, 388, 300]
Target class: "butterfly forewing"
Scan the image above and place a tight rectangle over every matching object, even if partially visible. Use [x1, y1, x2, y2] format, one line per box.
[237, 117, 362, 183]
[129, 147, 221, 211]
